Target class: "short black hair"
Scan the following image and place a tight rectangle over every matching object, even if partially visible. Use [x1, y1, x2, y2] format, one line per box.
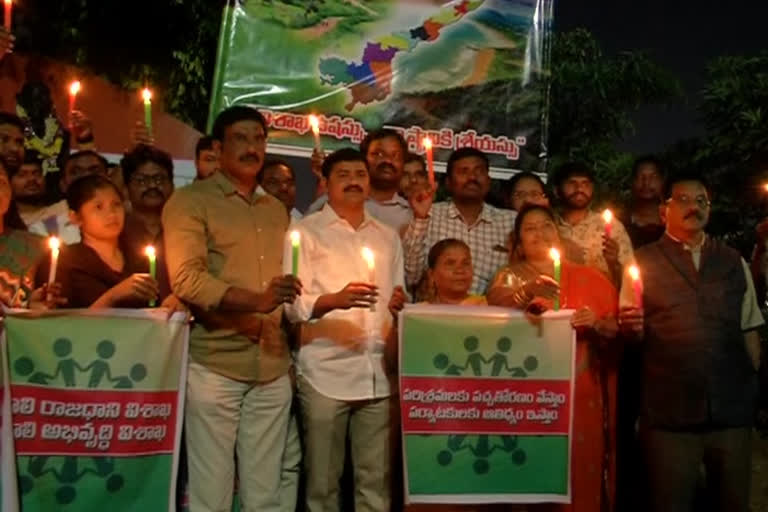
[66, 174, 123, 212]
[0, 112, 24, 133]
[551, 161, 594, 190]
[446, 147, 489, 178]
[321, 148, 367, 178]
[63, 150, 109, 175]
[359, 128, 407, 159]
[512, 204, 558, 253]
[663, 171, 709, 200]
[120, 144, 174, 184]
[508, 171, 546, 193]
[195, 135, 215, 159]
[259, 158, 295, 183]
[427, 238, 471, 269]
[6, 150, 42, 178]
[404, 152, 426, 169]
[631, 155, 666, 181]
[211, 106, 268, 142]
[0, 157, 27, 230]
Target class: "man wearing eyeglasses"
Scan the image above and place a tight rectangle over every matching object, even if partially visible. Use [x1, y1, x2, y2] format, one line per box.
[622, 172, 763, 512]
[119, 143, 175, 301]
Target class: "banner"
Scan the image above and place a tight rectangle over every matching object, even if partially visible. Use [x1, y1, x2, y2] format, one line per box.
[1, 309, 189, 511]
[209, 0, 554, 175]
[399, 305, 574, 504]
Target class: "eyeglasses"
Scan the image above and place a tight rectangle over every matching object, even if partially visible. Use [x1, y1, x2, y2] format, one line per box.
[666, 195, 710, 209]
[369, 150, 403, 161]
[132, 174, 170, 187]
[512, 191, 546, 200]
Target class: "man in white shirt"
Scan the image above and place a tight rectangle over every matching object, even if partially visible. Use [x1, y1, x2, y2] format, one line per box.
[306, 128, 412, 232]
[284, 148, 406, 512]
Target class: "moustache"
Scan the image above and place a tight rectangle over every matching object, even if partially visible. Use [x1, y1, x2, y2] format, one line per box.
[684, 211, 704, 220]
[343, 185, 364, 193]
[463, 180, 481, 188]
[142, 188, 164, 198]
[375, 162, 396, 174]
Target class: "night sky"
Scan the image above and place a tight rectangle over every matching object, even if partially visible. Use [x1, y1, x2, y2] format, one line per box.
[555, 0, 768, 154]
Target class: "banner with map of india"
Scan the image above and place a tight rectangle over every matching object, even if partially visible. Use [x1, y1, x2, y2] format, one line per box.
[399, 305, 575, 504]
[0, 310, 189, 512]
[209, 0, 554, 175]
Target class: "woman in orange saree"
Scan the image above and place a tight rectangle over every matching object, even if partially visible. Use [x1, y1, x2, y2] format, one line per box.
[487, 204, 620, 512]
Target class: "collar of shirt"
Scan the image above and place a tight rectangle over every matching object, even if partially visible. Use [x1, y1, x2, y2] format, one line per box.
[211, 171, 267, 205]
[366, 192, 410, 209]
[664, 231, 707, 253]
[318, 202, 379, 232]
[447, 200, 494, 226]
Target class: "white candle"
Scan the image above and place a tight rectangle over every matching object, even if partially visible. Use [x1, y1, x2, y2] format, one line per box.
[308, 114, 322, 152]
[361, 247, 376, 311]
[47, 237, 60, 285]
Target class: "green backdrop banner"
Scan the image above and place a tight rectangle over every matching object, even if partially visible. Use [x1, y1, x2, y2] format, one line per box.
[399, 305, 574, 504]
[1, 310, 189, 512]
[209, 0, 553, 174]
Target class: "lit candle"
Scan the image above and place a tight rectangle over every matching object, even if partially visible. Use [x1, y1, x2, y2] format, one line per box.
[68, 80, 81, 125]
[763, 183, 768, 193]
[3, 0, 11, 32]
[549, 247, 561, 311]
[361, 247, 376, 311]
[628, 264, 642, 308]
[290, 230, 300, 277]
[142, 88, 153, 138]
[423, 136, 435, 188]
[47, 237, 60, 286]
[602, 209, 613, 238]
[145, 245, 157, 307]
[308, 114, 322, 152]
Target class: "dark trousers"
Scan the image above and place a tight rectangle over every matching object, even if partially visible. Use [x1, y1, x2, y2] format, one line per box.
[643, 427, 751, 512]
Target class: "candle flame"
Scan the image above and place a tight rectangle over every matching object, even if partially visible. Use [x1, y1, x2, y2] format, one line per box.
[628, 265, 640, 281]
[4, 0, 11, 6]
[290, 230, 301, 246]
[602, 209, 613, 224]
[361, 247, 375, 269]
[48, 237, 60, 251]
[144, 245, 156, 258]
[69, 81, 81, 96]
[423, 137, 433, 150]
[549, 247, 560, 261]
[763, 183, 768, 192]
[308, 114, 320, 133]
[142, 88, 152, 102]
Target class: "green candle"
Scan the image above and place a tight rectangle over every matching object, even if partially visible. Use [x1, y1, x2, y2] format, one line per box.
[549, 248, 561, 311]
[290, 231, 300, 277]
[145, 245, 157, 307]
[142, 88, 153, 138]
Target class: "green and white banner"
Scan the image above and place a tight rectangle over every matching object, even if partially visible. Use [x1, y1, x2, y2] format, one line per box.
[399, 305, 575, 504]
[209, 0, 554, 174]
[1, 309, 189, 511]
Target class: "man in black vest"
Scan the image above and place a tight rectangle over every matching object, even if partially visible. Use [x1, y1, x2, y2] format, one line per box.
[625, 172, 763, 512]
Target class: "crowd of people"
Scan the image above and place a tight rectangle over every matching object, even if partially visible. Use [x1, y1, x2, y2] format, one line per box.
[0, 95, 765, 512]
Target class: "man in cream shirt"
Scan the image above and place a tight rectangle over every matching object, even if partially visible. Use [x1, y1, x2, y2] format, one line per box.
[284, 147, 406, 512]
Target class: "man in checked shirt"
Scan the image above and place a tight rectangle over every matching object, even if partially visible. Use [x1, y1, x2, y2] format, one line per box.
[403, 147, 516, 294]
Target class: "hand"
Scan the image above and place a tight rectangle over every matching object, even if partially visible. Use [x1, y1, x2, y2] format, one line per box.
[571, 306, 597, 330]
[388, 285, 407, 320]
[29, 282, 68, 310]
[310, 148, 325, 180]
[602, 235, 620, 268]
[523, 297, 549, 326]
[159, 293, 190, 320]
[110, 273, 159, 303]
[257, 275, 303, 313]
[70, 110, 94, 142]
[0, 27, 14, 59]
[522, 275, 560, 301]
[131, 120, 155, 148]
[333, 282, 378, 310]
[618, 306, 644, 334]
[408, 184, 435, 219]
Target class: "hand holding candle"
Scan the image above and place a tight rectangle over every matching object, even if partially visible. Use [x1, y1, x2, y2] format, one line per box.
[549, 247, 561, 311]
[145, 245, 157, 307]
[290, 230, 301, 277]
[361, 247, 376, 311]
[422, 136, 435, 188]
[308, 114, 322, 152]
[142, 88, 153, 138]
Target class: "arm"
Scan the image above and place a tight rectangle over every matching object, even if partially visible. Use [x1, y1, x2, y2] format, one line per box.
[402, 217, 430, 288]
[745, 329, 761, 372]
[741, 258, 765, 371]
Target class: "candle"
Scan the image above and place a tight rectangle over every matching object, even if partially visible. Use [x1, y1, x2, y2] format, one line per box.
[290, 230, 300, 277]
[423, 136, 435, 188]
[628, 264, 642, 308]
[3, 0, 11, 32]
[145, 245, 157, 307]
[47, 237, 60, 286]
[549, 247, 561, 311]
[602, 209, 613, 238]
[68, 80, 81, 126]
[361, 247, 376, 311]
[142, 88, 153, 138]
[308, 114, 322, 152]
